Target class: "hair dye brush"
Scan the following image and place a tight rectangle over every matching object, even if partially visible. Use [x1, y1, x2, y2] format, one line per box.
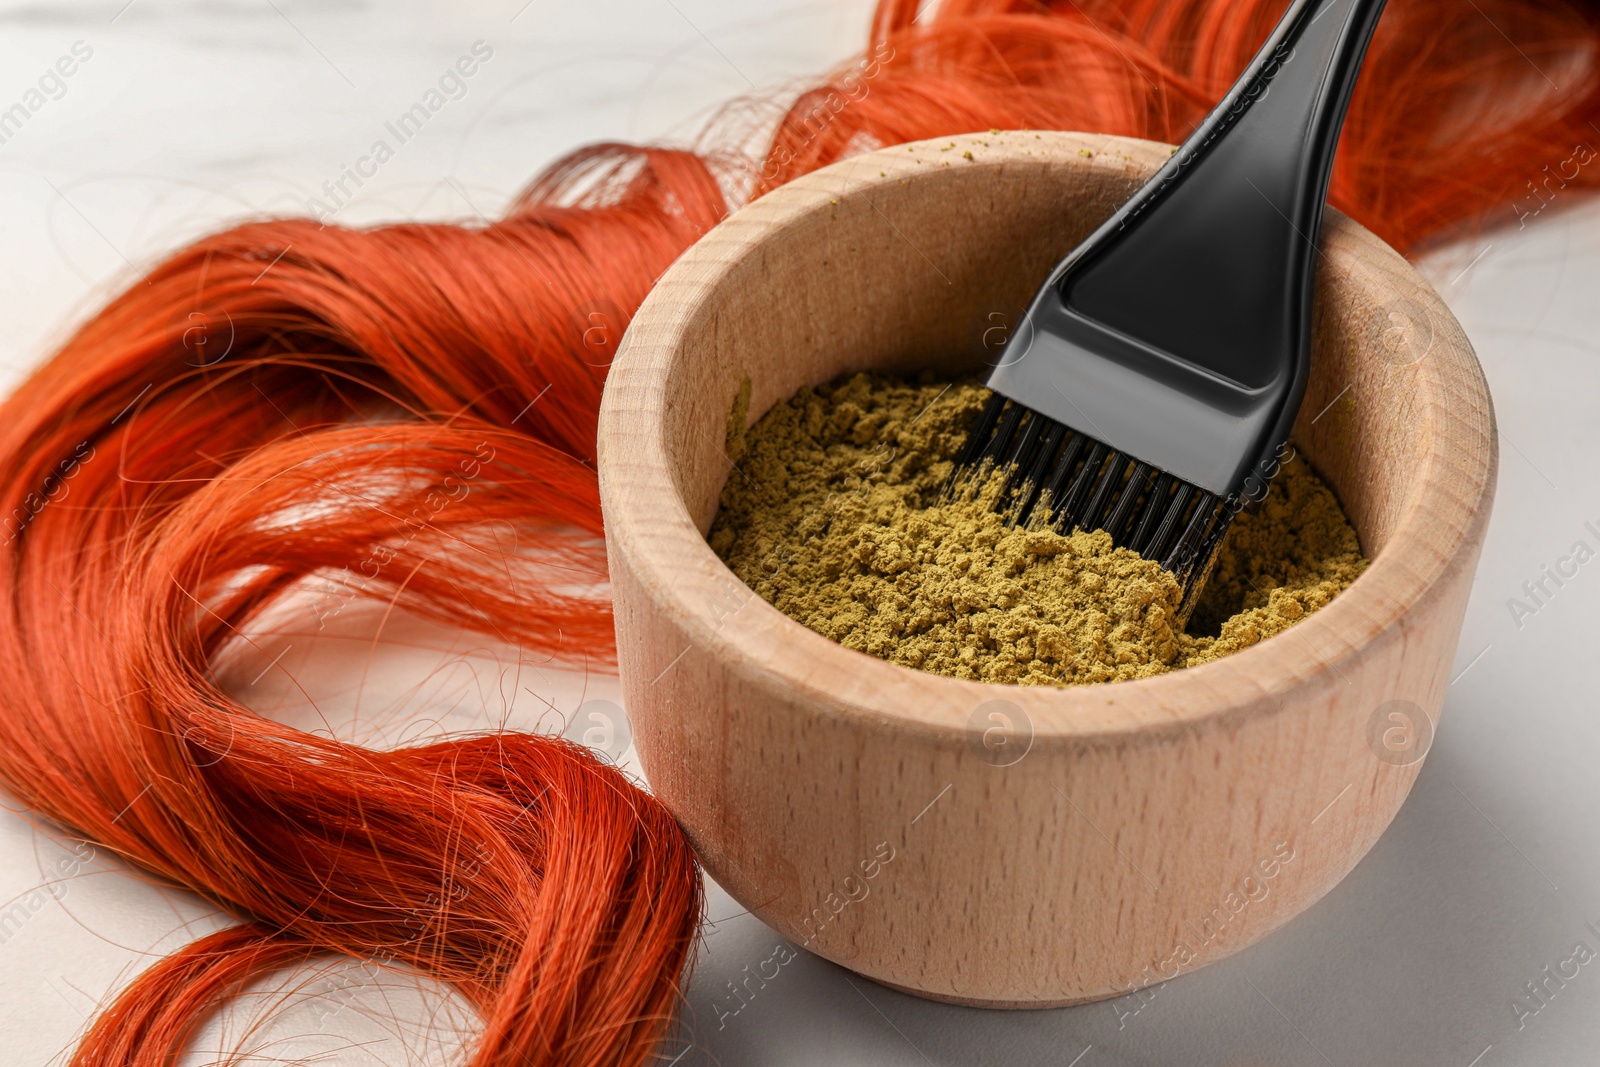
[954, 0, 1387, 616]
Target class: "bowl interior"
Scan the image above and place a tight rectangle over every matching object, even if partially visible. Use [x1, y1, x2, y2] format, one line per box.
[605, 130, 1491, 738]
[664, 137, 1438, 586]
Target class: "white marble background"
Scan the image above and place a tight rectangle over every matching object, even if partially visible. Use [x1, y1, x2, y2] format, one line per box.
[1, 1, 1599, 1065]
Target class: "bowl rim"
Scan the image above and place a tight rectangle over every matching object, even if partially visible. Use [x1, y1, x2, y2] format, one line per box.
[597, 130, 1498, 742]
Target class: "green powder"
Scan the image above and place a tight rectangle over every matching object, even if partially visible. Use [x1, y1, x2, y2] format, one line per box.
[708, 373, 1367, 686]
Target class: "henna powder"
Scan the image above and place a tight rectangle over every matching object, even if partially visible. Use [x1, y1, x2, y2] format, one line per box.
[708, 373, 1367, 686]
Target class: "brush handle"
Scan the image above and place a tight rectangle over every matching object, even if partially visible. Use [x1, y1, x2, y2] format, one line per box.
[1055, 0, 1388, 482]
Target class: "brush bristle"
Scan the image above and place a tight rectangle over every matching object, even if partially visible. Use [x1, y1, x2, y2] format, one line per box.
[950, 395, 1235, 602]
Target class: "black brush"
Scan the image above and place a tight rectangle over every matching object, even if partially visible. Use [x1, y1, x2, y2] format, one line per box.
[953, 0, 1387, 618]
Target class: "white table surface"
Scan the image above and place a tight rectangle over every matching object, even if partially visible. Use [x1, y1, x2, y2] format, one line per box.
[1, 2, 1596, 1064]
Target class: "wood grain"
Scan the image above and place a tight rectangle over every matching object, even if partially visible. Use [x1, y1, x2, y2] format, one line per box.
[596, 131, 1497, 1007]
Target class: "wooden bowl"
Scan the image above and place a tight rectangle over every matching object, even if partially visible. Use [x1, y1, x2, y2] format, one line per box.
[596, 132, 1496, 1007]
